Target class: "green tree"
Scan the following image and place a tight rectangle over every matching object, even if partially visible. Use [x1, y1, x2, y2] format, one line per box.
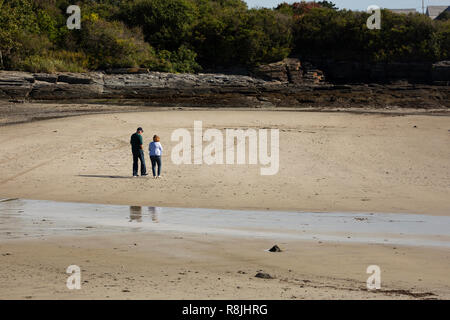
[78, 17, 158, 69]
[155, 45, 201, 72]
[292, 7, 442, 63]
[317, 1, 337, 10]
[435, 20, 450, 60]
[0, 0, 39, 68]
[367, 10, 439, 62]
[237, 9, 292, 65]
[192, 2, 292, 67]
[119, 0, 197, 51]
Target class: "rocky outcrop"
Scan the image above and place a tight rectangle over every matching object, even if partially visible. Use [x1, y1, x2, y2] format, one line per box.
[307, 60, 450, 84]
[0, 70, 448, 109]
[251, 58, 324, 84]
[247, 58, 450, 84]
[252, 60, 290, 82]
[0, 70, 280, 101]
[0, 71, 35, 100]
[432, 61, 450, 85]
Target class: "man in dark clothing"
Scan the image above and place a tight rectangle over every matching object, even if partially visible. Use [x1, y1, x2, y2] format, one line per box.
[130, 127, 147, 177]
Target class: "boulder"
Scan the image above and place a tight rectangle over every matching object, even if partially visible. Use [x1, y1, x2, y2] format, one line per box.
[268, 245, 282, 252]
[255, 272, 275, 279]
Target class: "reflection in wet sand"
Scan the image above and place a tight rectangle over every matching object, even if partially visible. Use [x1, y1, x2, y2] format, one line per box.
[148, 207, 160, 223]
[129, 206, 142, 222]
[129, 206, 161, 223]
[1, 199, 450, 247]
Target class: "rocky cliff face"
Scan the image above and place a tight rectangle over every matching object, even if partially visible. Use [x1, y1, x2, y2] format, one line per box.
[432, 61, 450, 84]
[251, 58, 325, 84]
[0, 59, 449, 109]
[306, 60, 450, 85]
[0, 71, 272, 101]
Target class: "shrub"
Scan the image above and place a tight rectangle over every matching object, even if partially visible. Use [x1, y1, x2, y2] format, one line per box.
[435, 20, 450, 60]
[119, 0, 197, 51]
[78, 17, 158, 69]
[192, 3, 292, 67]
[17, 51, 88, 73]
[237, 9, 293, 65]
[1, 0, 449, 73]
[152, 45, 201, 73]
[292, 7, 443, 63]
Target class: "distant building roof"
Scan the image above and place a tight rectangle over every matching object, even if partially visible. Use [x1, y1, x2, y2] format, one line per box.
[389, 9, 417, 15]
[426, 5, 450, 19]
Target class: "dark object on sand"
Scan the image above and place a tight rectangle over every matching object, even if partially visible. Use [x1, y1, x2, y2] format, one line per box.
[268, 245, 282, 252]
[255, 272, 274, 279]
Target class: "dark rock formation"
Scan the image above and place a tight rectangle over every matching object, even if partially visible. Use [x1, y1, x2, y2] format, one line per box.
[252, 58, 324, 84]
[105, 67, 150, 74]
[268, 245, 282, 252]
[432, 61, 450, 85]
[307, 59, 450, 84]
[33, 74, 57, 83]
[57, 74, 93, 84]
[0, 67, 448, 109]
[255, 272, 275, 279]
[252, 60, 290, 82]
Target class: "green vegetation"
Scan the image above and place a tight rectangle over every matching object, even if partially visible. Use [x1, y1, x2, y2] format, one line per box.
[0, 0, 449, 73]
[292, 8, 448, 63]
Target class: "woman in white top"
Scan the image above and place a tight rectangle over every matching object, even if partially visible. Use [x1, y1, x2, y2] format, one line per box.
[149, 135, 163, 178]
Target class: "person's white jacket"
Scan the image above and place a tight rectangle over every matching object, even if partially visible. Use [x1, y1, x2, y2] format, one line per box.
[149, 141, 163, 156]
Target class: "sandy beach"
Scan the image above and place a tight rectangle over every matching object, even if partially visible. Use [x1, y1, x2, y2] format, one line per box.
[0, 106, 449, 299]
[1, 0, 450, 303]
[0, 108, 449, 215]
[2, 231, 449, 300]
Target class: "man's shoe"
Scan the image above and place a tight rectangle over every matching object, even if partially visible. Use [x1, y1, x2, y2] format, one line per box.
[141, 173, 149, 176]
[133, 175, 138, 177]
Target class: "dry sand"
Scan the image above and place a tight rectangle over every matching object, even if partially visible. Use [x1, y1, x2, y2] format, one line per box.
[0, 107, 449, 299]
[0, 109, 449, 215]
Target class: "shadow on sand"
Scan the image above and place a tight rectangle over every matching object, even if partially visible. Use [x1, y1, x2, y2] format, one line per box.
[78, 174, 133, 179]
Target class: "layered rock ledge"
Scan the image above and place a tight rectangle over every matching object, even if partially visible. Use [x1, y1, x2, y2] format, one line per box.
[0, 66, 449, 109]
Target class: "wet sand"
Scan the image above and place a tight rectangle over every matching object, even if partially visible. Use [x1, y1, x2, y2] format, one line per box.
[1, 199, 449, 299]
[0, 108, 449, 299]
[2, 229, 449, 299]
[2, 199, 450, 247]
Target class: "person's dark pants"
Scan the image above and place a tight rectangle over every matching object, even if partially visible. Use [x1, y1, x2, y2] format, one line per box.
[132, 149, 147, 176]
[150, 155, 161, 177]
